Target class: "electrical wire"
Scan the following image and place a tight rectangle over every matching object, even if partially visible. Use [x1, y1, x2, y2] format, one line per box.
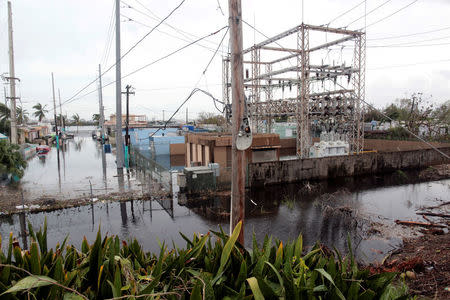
[146, 26, 229, 138]
[368, 26, 450, 41]
[327, 0, 366, 26]
[135, 83, 222, 91]
[61, 0, 186, 108]
[101, 2, 116, 66]
[241, 20, 296, 69]
[202, 27, 229, 74]
[331, 80, 450, 160]
[369, 34, 450, 47]
[346, 0, 393, 28]
[146, 88, 224, 139]
[122, 14, 224, 54]
[369, 59, 450, 70]
[127, 0, 223, 48]
[361, 100, 450, 160]
[369, 41, 450, 48]
[120, 26, 228, 80]
[365, 0, 420, 29]
[61, 26, 228, 106]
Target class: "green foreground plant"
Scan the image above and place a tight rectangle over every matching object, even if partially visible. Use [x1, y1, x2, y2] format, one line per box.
[0, 219, 409, 299]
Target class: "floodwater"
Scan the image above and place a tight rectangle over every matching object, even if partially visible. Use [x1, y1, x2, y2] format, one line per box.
[10, 128, 141, 201]
[1, 174, 449, 263]
[1, 127, 449, 263]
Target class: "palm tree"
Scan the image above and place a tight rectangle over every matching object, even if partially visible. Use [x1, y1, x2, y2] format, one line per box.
[32, 103, 48, 122]
[16, 106, 29, 125]
[0, 103, 10, 135]
[72, 113, 80, 133]
[92, 113, 100, 125]
[57, 114, 66, 129]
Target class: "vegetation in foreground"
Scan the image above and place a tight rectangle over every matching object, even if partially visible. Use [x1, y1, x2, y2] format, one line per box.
[0, 220, 409, 299]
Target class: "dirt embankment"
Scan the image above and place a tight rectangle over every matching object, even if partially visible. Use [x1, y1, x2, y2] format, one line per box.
[370, 198, 450, 299]
[371, 233, 450, 299]
[0, 182, 170, 216]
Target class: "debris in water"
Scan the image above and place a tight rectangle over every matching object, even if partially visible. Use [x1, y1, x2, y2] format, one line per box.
[395, 220, 446, 228]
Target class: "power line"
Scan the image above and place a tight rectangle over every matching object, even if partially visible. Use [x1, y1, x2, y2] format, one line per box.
[135, 83, 222, 91]
[61, 0, 186, 107]
[202, 27, 229, 74]
[327, 0, 366, 26]
[365, 0, 420, 29]
[126, 0, 223, 48]
[369, 58, 450, 70]
[101, 1, 116, 66]
[369, 41, 450, 48]
[368, 26, 450, 41]
[147, 26, 229, 138]
[145, 88, 224, 140]
[370, 34, 450, 47]
[122, 13, 224, 54]
[346, 0, 393, 28]
[60, 26, 228, 107]
[121, 26, 227, 80]
[362, 99, 450, 160]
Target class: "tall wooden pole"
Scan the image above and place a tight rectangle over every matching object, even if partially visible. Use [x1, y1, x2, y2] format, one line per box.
[51, 73, 58, 136]
[115, 0, 124, 171]
[58, 89, 63, 131]
[7, 1, 17, 144]
[98, 64, 105, 141]
[229, 0, 245, 244]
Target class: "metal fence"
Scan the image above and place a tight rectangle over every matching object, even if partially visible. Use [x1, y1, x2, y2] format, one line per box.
[130, 145, 172, 191]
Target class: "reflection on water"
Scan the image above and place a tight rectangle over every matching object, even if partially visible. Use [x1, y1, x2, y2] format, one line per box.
[16, 133, 141, 201]
[1, 173, 448, 263]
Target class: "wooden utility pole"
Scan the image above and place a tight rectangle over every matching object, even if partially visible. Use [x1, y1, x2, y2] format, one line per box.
[98, 64, 105, 141]
[115, 0, 124, 170]
[229, 0, 246, 243]
[51, 73, 58, 144]
[122, 85, 134, 166]
[58, 89, 63, 131]
[7, 1, 17, 144]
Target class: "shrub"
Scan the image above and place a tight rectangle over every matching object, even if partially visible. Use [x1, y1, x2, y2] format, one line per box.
[0, 220, 408, 299]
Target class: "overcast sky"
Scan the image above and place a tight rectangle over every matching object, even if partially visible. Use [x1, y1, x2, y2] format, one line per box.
[1, 0, 449, 121]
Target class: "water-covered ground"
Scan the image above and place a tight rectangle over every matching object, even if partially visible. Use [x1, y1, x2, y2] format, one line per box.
[1, 173, 448, 263]
[1, 126, 448, 264]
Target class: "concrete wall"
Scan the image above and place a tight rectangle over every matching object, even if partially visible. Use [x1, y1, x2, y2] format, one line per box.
[248, 147, 450, 187]
[278, 138, 450, 156]
[363, 139, 450, 152]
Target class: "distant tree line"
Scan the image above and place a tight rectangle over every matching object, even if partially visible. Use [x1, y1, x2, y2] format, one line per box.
[364, 93, 449, 141]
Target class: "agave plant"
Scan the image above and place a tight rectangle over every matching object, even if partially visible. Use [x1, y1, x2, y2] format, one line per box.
[0, 219, 409, 299]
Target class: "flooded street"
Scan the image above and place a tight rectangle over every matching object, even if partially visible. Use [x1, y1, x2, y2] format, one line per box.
[1, 128, 142, 204]
[1, 161, 448, 263]
[0, 127, 449, 263]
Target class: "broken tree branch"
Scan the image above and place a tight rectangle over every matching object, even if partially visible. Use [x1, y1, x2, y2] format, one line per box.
[394, 220, 446, 228]
[417, 212, 450, 218]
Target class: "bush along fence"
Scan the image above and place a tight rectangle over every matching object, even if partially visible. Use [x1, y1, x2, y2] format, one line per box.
[0, 219, 409, 299]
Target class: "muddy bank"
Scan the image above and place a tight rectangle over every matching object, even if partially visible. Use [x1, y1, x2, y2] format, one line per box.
[371, 233, 450, 299]
[369, 198, 450, 298]
[0, 183, 170, 216]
